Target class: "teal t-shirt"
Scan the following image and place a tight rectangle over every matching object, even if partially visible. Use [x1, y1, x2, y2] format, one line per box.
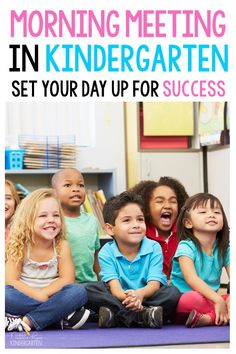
[99, 237, 167, 290]
[170, 239, 230, 293]
[65, 212, 100, 283]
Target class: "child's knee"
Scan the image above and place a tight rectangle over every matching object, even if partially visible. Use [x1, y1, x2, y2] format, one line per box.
[169, 285, 181, 302]
[161, 285, 181, 304]
[58, 285, 88, 311]
[62, 284, 88, 302]
[73, 284, 88, 304]
[177, 290, 206, 312]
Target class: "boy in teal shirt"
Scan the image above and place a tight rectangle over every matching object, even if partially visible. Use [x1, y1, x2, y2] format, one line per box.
[52, 168, 100, 282]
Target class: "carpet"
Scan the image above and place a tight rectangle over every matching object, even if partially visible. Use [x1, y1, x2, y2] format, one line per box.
[5, 323, 230, 349]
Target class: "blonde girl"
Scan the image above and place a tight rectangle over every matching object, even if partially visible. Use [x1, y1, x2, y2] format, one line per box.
[170, 193, 230, 328]
[5, 188, 89, 333]
[5, 179, 20, 240]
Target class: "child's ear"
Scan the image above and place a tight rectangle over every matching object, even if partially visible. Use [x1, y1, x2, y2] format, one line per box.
[183, 218, 193, 229]
[104, 223, 115, 236]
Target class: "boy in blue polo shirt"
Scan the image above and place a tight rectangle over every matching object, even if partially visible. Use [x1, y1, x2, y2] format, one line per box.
[85, 191, 180, 328]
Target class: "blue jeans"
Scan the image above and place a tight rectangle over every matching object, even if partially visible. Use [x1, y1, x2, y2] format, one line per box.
[5, 284, 88, 330]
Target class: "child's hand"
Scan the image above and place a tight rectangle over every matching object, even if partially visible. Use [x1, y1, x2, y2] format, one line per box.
[226, 296, 230, 320]
[122, 296, 143, 312]
[122, 290, 143, 312]
[33, 289, 49, 302]
[214, 297, 229, 325]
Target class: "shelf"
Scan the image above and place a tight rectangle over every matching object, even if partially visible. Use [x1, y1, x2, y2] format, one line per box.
[5, 169, 116, 198]
[5, 168, 115, 175]
[6, 169, 59, 175]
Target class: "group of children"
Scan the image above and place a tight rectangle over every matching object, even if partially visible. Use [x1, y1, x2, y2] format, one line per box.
[5, 168, 230, 334]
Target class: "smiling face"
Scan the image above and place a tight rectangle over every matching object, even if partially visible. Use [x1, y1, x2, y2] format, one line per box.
[5, 185, 16, 226]
[53, 169, 86, 216]
[184, 200, 224, 237]
[149, 185, 178, 237]
[33, 197, 61, 242]
[105, 203, 146, 248]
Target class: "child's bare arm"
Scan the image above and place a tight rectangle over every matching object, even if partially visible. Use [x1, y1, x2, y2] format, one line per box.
[107, 279, 126, 301]
[135, 280, 161, 301]
[93, 250, 101, 280]
[179, 256, 228, 325]
[5, 259, 48, 302]
[225, 264, 230, 280]
[42, 240, 75, 297]
[225, 264, 230, 317]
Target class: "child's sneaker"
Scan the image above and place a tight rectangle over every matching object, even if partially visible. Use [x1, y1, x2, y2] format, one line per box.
[5, 315, 31, 334]
[99, 306, 116, 328]
[62, 308, 90, 330]
[5, 314, 20, 330]
[140, 306, 163, 328]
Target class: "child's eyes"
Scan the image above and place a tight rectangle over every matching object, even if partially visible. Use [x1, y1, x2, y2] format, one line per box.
[170, 200, 177, 204]
[5, 196, 13, 200]
[198, 210, 221, 214]
[38, 214, 60, 218]
[122, 219, 130, 223]
[155, 199, 177, 204]
[63, 183, 84, 188]
[122, 218, 144, 223]
[156, 200, 163, 204]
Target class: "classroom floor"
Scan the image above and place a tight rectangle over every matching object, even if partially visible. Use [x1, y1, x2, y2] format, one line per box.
[135, 343, 229, 349]
[6, 324, 229, 349]
[6, 288, 229, 350]
[155, 286, 230, 349]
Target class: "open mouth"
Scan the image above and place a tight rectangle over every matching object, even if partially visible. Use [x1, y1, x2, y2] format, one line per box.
[160, 211, 172, 226]
[44, 226, 56, 231]
[70, 195, 81, 201]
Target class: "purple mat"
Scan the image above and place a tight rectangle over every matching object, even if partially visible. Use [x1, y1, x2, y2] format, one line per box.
[5, 323, 229, 348]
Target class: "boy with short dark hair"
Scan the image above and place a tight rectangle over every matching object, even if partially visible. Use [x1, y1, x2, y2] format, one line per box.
[85, 191, 180, 328]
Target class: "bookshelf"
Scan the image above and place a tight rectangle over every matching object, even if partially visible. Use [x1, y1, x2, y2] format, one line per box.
[5, 168, 116, 198]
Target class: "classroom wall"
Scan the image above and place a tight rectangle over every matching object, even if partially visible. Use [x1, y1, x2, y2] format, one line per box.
[207, 147, 230, 221]
[6, 102, 127, 194]
[124, 102, 141, 188]
[77, 102, 126, 193]
[125, 103, 229, 214]
[140, 151, 203, 196]
[207, 146, 230, 284]
[125, 102, 204, 195]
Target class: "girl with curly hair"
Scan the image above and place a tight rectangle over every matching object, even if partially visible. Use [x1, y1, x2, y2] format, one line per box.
[130, 177, 189, 278]
[5, 188, 89, 333]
